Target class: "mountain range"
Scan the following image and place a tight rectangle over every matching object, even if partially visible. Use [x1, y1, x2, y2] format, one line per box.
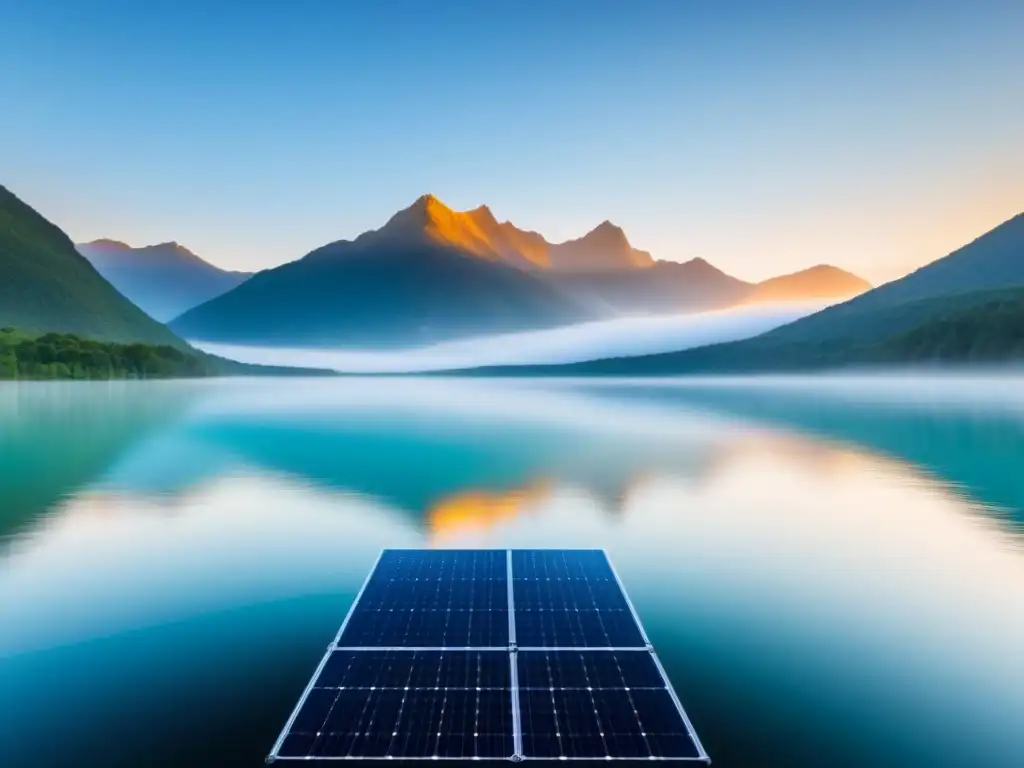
[170, 194, 869, 347]
[12, 177, 1013, 373]
[457, 211, 1024, 374]
[76, 239, 251, 322]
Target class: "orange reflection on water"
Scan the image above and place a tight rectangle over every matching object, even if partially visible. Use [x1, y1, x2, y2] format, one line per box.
[427, 481, 552, 543]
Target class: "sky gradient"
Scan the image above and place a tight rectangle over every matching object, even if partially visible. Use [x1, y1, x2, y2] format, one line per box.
[2, 0, 1022, 283]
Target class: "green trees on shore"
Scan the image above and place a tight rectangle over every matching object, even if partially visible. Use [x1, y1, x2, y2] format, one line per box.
[0, 328, 215, 379]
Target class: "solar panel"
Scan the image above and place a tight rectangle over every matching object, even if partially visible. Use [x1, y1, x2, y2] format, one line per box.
[337, 549, 509, 648]
[519, 687, 702, 759]
[274, 650, 513, 760]
[512, 549, 646, 648]
[268, 549, 709, 764]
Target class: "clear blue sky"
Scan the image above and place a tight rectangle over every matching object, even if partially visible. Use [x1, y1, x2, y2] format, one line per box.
[2, 0, 1022, 282]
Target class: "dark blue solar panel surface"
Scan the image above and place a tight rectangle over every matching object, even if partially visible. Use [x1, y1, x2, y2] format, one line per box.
[276, 650, 513, 759]
[279, 687, 513, 759]
[338, 607, 509, 647]
[338, 549, 509, 647]
[517, 649, 665, 689]
[518, 688, 702, 759]
[317, 649, 511, 689]
[512, 549, 646, 648]
[270, 550, 706, 763]
[516, 651, 701, 759]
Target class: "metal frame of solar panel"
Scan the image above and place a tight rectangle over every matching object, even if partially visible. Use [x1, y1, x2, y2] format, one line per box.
[268, 549, 709, 764]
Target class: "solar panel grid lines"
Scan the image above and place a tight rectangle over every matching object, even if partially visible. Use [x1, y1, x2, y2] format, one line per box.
[275, 650, 513, 760]
[510, 550, 647, 649]
[268, 549, 709, 765]
[337, 549, 510, 648]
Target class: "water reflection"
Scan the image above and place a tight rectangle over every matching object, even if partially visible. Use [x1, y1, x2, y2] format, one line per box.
[0, 377, 1023, 768]
[582, 376, 1024, 534]
[428, 481, 553, 544]
[0, 381, 195, 544]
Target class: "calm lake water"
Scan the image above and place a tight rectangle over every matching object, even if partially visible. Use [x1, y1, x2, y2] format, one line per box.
[1, 376, 1023, 768]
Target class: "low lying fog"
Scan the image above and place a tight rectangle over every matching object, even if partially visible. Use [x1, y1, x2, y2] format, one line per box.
[193, 301, 827, 373]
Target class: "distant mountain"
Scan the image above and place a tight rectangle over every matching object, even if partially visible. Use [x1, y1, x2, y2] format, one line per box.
[77, 239, 251, 322]
[747, 265, 870, 304]
[454, 212, 1024, 374]
[547, 221, 654, 271]
[171, 195, 595, 348]
[550, 258, 752, 314]
[551, 261, 868, 315]
[0, 185, 183, 346]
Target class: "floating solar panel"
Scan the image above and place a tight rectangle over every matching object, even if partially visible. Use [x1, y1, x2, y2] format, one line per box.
[268, 549, 709, 764]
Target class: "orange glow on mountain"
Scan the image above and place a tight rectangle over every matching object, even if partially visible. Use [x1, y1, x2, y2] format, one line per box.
[427, 481, 552, 541]
[745, 264, 871, 304]
[394, 194, 553, 268]
[419, 195, 503, 260]
[376, 194, 654, 271]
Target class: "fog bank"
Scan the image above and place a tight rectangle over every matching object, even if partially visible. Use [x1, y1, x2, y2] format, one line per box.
[194, 302, 826, 373]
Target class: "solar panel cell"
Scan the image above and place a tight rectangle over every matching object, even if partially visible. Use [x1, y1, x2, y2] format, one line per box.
[517, 650, 665, 690]
[338, 607, 509, 647]
[376, 549, 508, 582]
[518, 688, 701, 760]
[511, 549, 611, 581]
[276, 650, 514, 760]
[514, 576, 630, 613]
[337, 549, 510, 647]
[514, 606, 646, 648]
[512, 549, 645, 648]
[317, 650, 510, 689]
[278, 687, 513, 759]
[360, 567, 509, 611]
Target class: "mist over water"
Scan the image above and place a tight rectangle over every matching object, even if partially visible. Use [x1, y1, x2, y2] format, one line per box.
[192, 302, 827, 373]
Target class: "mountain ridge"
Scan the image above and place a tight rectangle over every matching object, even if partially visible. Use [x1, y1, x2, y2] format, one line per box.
[306, 193, 657, 273]
[747, 264, 872, 304]
[0, 184, 185, 346]
[170, 196, 596, 348]
[77, 238, 252, 322]
[171, 193, 872, 347]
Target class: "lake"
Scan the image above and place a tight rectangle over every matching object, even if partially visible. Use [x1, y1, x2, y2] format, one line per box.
[1, 376, 1023, 768]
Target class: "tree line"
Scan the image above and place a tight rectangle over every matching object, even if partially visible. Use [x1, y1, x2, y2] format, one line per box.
[0, 329, 216, 379]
